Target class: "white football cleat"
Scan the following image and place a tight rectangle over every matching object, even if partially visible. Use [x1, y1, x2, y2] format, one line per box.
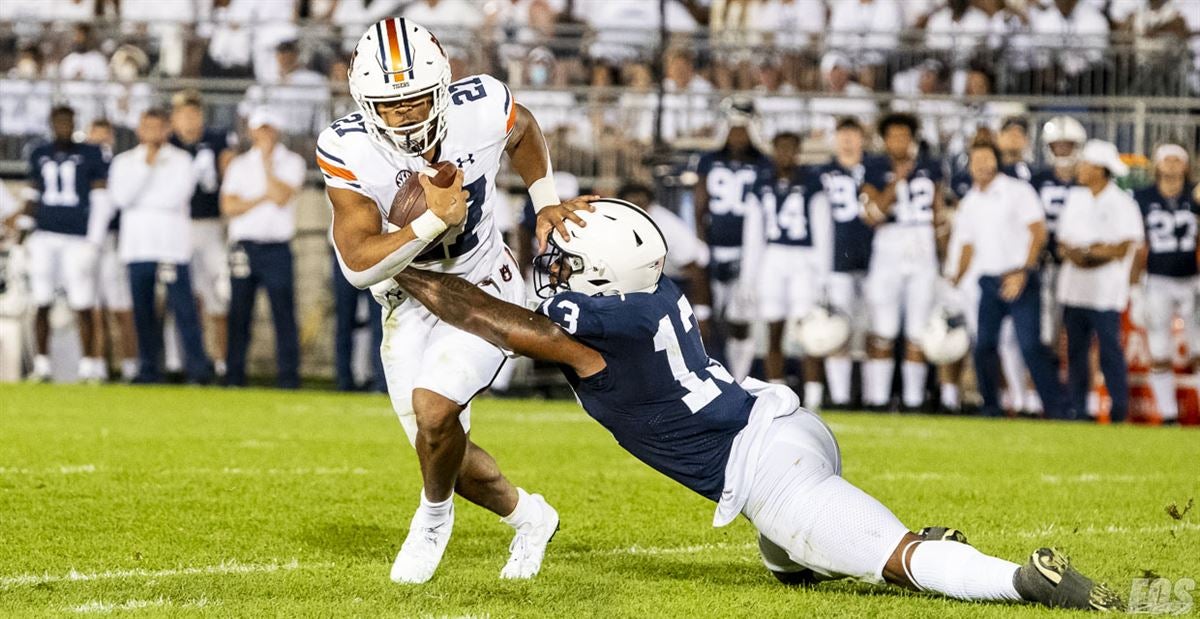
[29, 355, 52, 383]
[390, 503, 454, 585]
[500, 494, 559, 580]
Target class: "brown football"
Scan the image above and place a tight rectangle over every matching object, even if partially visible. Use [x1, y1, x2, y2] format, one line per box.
[387, 160, 459, 232]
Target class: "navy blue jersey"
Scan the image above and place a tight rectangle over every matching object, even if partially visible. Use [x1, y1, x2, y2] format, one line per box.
[170, 128, 231, 220]
[1030, 168, 1074, 263]
[539, 278, 756, 501]
[949, 162, 1033, 201]
[864, 157, 943, 227]
[696, 151, 770, 249]
[818, 157, 874, 272]
[28, 142, 107, 236]
[752, 164, 824, 247]
[1136, 183, 1198, 278]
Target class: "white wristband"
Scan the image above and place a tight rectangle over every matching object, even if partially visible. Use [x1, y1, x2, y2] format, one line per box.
[528, 175, 560, 212]
[411, 210, 448, 243]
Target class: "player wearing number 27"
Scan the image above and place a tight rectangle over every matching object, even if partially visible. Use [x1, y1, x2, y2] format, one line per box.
[317, 18, 589, 584]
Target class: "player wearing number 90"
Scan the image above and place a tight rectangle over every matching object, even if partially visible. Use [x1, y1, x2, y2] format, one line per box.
[389, 198, 1123, 613]
[22, 105, 109, 383]
[319, 19, 591, 585]
[861, 113, 944, 411]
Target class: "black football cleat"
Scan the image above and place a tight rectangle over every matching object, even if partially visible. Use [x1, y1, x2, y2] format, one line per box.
[916, 526, 970, 545]
[1013, 547, 1125, 612]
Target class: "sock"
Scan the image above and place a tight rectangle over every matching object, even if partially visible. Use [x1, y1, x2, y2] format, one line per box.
[901, 361, 927, 408]
[825, 357, 852, 405]
[33, 354, 51, 376]
[121, 358, 139, 381]
[726, 337, 756, 382]
[940, 383, 959, 409]
[907, 540, 1022, 602]
[803, 381, 824, 410]
[1149, 370, 1178, 421]
[865, 359, 894, 406]
[418, 490, 453, 522]
[769, 378, 788, 385]
[500, 487, 538, 529]
[88, 357, 105, 380]
[214, 359, 228, 377]
[1024, 389, 1043, 414]
[998, 328, 1025, 406]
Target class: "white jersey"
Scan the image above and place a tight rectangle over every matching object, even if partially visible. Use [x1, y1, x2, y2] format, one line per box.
[316, 73, 518, 276]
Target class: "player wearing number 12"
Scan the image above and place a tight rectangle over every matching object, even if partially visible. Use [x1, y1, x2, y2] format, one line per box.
[318, 18, 587, 584]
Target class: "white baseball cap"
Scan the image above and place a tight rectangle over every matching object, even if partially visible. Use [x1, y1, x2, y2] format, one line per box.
[247, 107, 283, 130]
[1078, 139, 1128, 177]
[820, 52, 852, 76]
[1153, 143, 1190, 165]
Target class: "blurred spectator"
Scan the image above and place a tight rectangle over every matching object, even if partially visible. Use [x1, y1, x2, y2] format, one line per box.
[578, 0, 700, 64]
[1, 45, 53, 139]
[808, 52, 876, 139]
[754, 60, 805, 140]
[404, 0, 485, 32]
[996, 117, 1033, 179]
[893, 60, 967, 156]
[1055, 140, 1142, 422]
[1029, 0, 1109, 89]
[85, 119, 138, 383]
[104, 45, 155, 133]
[1117, 0, 1191, 94]
[118, 0, 197, 76]
[46, 0, 96, 23]
[24, 106, 108, 383]
[198, 0, 298, 80]
[923, 0, 990, 62]
[327, 56, 356, 118]
[107, 108, 212, 384]
[59, 24, 110, 132]
[240, 39, 329, 138]
[748, 0, 826, 50]
[331, 248, 385, 392]
[170, 89, 236, 379]
[827, 0, 904, 67]
[220, 109, 305, 389]
[312, 0, 404, 52]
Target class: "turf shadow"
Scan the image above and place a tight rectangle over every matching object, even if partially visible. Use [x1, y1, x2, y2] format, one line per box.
[301, 521, 398, 560]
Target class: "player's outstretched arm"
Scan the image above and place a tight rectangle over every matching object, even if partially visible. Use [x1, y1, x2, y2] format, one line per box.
[329, 170, 466, 289]
[393, 268, 606, 377]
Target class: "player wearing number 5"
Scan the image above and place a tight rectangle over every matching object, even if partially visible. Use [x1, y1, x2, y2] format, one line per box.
[22, 105, 110, 383]
[861, 113, 945, 411]
[742, 132, 830, 410]
[319, 19, 584, 584]
[1130, 144, 1197, 424]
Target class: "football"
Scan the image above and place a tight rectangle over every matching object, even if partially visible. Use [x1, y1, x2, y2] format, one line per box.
[387, 160, 459, 232]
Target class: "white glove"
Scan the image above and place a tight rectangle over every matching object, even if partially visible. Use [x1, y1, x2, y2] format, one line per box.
[1127, 282, 1147, 328]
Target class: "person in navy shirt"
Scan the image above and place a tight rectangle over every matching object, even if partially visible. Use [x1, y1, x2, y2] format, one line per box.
[22, 105, 110, 382]
[744, 131, 827, 409]
[1132, 143, 1199, 423]
[693, 98, 771, 381]
[1030, 116, 1086, 348]
[817, 117, 874, 408]
[387, 196, 1122, 612]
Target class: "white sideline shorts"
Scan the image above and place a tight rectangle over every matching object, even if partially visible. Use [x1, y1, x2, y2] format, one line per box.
[381, 249, 526, 446]
[96, 232, 131, 311]
[743, 411, 909, 584]
[1145, 274, 1198, 360]
[756, 244, 821, 323]
[865, 229, 937, 340]
[191, 219, 230, 315]
[25, 230, 97, 310]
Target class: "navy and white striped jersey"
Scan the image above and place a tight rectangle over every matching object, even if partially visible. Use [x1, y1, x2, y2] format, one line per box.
[751, 164, 824, 247]
[696, 151, 770, 249]
[864, 157, 943, 227]
[539, 278, 756, 501]
[1136, 183, 1198, 278]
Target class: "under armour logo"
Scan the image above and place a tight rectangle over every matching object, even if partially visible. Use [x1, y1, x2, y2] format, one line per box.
[500, 264, 512, 282]
[456, 154, 475, 167]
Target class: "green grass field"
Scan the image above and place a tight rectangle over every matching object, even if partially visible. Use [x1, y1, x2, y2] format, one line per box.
[2, 384, 1197, 618]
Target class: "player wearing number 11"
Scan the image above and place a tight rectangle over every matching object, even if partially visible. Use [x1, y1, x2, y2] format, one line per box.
[389, 198, 1123, 612]
[318, 18, 590, 584]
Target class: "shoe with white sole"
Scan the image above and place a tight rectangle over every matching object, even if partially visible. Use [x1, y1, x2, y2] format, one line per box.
[500, 494, 559, 580]
[390, 503, 454, 584]
[29, 355, 51, 383]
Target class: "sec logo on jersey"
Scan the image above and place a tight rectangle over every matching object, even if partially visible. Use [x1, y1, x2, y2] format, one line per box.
[395, 169, 413, 187]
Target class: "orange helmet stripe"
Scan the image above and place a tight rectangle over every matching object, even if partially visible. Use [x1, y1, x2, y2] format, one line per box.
[384, 19, 405, 82]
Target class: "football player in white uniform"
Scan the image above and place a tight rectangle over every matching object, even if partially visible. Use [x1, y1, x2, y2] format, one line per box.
[318, 19, 589, 584]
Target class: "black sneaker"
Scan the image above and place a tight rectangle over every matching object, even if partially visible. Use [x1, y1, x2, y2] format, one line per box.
[1013, 547, 1125, 611]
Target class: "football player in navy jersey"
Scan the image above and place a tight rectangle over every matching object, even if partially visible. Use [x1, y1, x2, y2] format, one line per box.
[1030, 116, 1085, 347]
[170, 89, 236, 377]
[384, 197, 1122, 612]
[861, 113, 944, 411]
[1132, 144, 1198, 424]
[22, 106, 110, 382]
[818, 118, 873, 408]
[743, 132, 828, 408]
[693, 97, 771, 381]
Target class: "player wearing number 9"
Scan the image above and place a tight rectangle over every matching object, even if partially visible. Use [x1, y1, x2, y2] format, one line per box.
[390, 197, 1124, 612]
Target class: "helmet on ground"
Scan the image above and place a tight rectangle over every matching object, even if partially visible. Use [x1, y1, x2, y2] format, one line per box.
[787, 304, 851, 358]
[920, 309, 971, 365]
[349, 18, 450, 156]
[534, 199, 667, 298]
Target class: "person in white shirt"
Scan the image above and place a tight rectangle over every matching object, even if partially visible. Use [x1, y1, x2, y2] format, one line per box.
[827, 0, 904, 67]
[240, 39, 329, 137]
[808, 52, 877, 139]
[220, 108, 306, 389]
[951, 140, 1065, 419]
[106, 109, 212, 384]
[1029, 0, 1109, 84]
[1055, 140, 1144, 422]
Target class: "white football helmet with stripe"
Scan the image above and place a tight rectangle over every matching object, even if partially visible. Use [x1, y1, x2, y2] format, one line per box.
[349, 18, 451, 156]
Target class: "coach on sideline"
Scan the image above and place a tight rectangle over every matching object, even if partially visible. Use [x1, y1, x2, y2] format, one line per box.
[220, 108, 305, 389]
[951, 140, 1065, 419]
[106, 109, 212, 384]
[1056, 140, 1144, 423]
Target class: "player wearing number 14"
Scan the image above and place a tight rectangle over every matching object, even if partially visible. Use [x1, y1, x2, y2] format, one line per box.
[319, 18, 580, 584]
